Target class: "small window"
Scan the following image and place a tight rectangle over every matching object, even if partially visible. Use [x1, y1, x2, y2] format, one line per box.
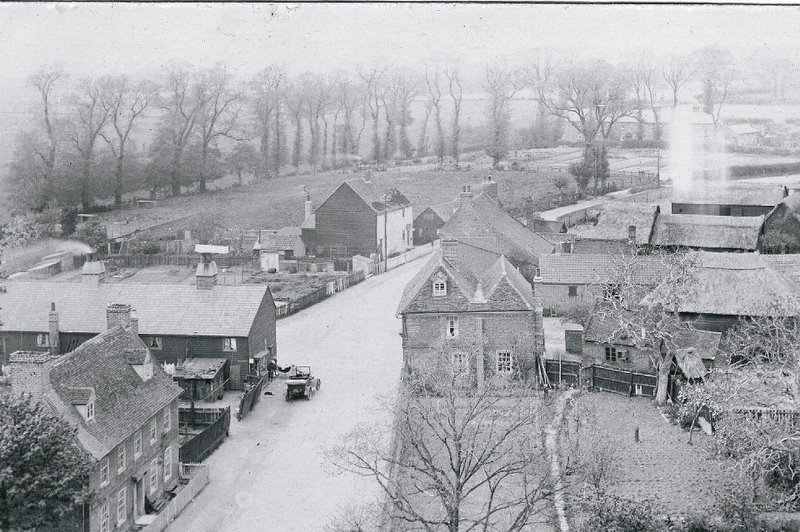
[100, 458, 109, 487]
[149, 458, 158, 494]
[445, 316, 459, 338]
[164, 447, 173, 482]
[143, 363, 153, 380]
[284, 249, 294, 259]
[149, 418, 157, 443]
[496, 351, 514, 373]
[86, 401, 95, 421]
[451, 352, 468, 373]
[134, 430, 142, 458]
[223, 338, 237, 352]
[100, 501, 110, 532]
[568, 285, 578, 297]
[36, 333, 49, 347]
[116, 487, 126, 525]
[605, 346, 618, 362]
[163, 407, 171, 433]
[147, 337, 163, 350]
[117, 444, 126, 473]
[635, 383, 644, 396]
[433, 280, 447, 297]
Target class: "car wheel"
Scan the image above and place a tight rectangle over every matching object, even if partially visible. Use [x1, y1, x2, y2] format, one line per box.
[316, 379, 321, 391]
[285, 392, 291, 402]
[308, 388, 314, 400]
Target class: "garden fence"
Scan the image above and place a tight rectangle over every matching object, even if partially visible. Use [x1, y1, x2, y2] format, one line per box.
[100, 253, 259, 270]
[237, 375, 266, 421]
[178, 406, 230, 464]
[581, 364, 657, 397]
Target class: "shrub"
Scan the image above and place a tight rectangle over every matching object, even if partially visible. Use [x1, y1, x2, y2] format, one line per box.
[267, 268, 277, 274]
[289, 266, 298, 274]
[581, 495, 668, 532]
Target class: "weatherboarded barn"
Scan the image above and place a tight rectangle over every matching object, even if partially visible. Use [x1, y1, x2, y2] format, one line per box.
[671, 184, 788, 217]
[650, 213, 764, 252]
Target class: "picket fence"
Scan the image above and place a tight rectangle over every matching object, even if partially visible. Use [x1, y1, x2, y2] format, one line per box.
[140, 463, 209, 532]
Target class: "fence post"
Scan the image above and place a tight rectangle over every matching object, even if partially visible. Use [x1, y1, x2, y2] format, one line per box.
[628, 369, 634, 397]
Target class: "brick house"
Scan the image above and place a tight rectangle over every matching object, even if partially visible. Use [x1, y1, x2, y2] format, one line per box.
[396, 241, 545, 387]
[440, 190, 555, 277]
[0, 258, 276, 390]
[1, 304, 182, 532]
[308, 178, 413, 258]
[583, 306, 722, 378]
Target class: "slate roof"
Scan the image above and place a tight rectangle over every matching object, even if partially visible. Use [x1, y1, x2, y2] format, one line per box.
[46, 326, 182, 459]
[442, 192, 555, 259]
[396, 249, 536, 315]
[641, 252, 800, 317]
[256, 232, 303, 252]
[0, 281, 272, 337]
[672, 184, 787, 207]
[343, 178, 411, 212]
[429, 202, 460, 223]
[650, 213, 763, 250]
[572, 202, 660, 242]
[538, 254, 668, 285]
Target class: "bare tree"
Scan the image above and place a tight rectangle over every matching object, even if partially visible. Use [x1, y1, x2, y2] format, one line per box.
[327, 356, 555, 531]
[250, 66, 286, 179]
[378, 80, 396, 163]
[417, 99, 433, 158]
[306, 75, 330, 170]
[358, 66, 386, 165]
[662, 55, 692, 109]
[694, 46, 736, 126]
[285, 75, 307, 170]
[485, 61, 523, 169]
[100, 76, 154, 205]
[637, 63, 663, 141]
[65, 77, 112, 210]
[334, 73, 362, 159]
[160, 64, 208, 197]
[425, 64, 445, 167]
[29, 66, 65, 209]
[445, 66, 464, 166]
[391, 69, 419, 160]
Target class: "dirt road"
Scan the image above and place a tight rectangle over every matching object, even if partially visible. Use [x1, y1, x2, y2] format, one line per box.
[166, 259, 425, 532]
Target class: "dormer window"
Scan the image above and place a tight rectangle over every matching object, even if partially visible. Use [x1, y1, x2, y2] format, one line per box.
[146, 337, 162, 350]
[433, 278, 447, 297]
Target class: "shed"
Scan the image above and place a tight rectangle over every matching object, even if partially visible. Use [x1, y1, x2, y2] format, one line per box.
[171, 358, 228, 402]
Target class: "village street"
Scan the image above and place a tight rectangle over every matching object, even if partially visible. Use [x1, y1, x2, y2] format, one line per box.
[167, 259, 426, 532]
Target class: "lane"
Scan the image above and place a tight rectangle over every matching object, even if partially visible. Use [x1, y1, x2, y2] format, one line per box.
[167, 259, 425, 532]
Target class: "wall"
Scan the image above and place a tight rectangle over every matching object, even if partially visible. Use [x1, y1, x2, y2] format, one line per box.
[315, 185, 377, 257]
[413, 210, 445, 246]
[376, 205, 413, 258]
[584, 340, 654, 374]
[247, 289, 277, 368]
[537, 283, 597, 316]
[671, 203, 773, 217]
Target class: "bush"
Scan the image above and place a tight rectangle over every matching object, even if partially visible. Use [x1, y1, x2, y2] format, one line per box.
[289, 266, 298, 274]
[581, 495, 668, 532]
[267, 268, 277, 274]
[73, 220, 108, 252]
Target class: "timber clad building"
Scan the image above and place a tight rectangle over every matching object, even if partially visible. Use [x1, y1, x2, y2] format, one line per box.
[0, 259, 277, 390]
[1, 310, 182, 532]
[307, 178, 413, 258]
[397, 241, 545, 386]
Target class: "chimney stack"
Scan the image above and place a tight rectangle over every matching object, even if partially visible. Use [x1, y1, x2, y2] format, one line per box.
[107, 303, 132, 331]
[304, 190, 314, 221]
[196, 254, 218, 290]
[81, 253, 106, 287]
[8, 351, 59, 400]
[628, 225, 637, 244]
[442, 239, 458, 265]
[459, 185, 474, 203]
[48, 302, 59, 355]
[129, 309, 139, 336]
[482, 175, 499, 200]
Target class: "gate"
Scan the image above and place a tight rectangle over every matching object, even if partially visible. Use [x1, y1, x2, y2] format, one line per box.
[544, 359, 581, 387]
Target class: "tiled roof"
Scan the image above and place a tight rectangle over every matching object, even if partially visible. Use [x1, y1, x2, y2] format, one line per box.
[650, 213, 763, 250]
[46, 326, 182, 459]
[538, 254, 668, 285]
[672, 184, 786, 207]
[256, 233, 302, 252]
[396, 249, 535, 315]
[277, 226, 302, 237]
[429, 202, 460, 223]
[572, 202, 660, 242]
[442, 192, 555, 259]
[0, 281, 272, 337]
[641, 251, 800, 317]
[343, 178, 411, 212]
[62, 387, 94, 405]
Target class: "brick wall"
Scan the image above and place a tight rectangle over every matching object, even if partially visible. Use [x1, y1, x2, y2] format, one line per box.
[537, 283, 598, 316]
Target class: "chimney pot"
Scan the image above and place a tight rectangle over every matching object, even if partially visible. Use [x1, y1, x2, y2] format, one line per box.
[196, 260, 219, 290]
[48, 303, 59, 355]
[106, 303, 132, 331]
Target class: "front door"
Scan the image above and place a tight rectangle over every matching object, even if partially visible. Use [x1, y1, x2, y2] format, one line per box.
[134, 478, 144, 517]
[230, 364, 242, 390]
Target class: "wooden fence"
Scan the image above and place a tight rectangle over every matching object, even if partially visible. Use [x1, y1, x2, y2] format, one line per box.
[100, 254, 259, 269]
[731, 407, 800, 429]
[582, 364, 657, 397]
[237, 375, 266, 421]
[140, 463, 209, 532]
[178, 406, 230, 464]
[544, 359, 581, 387]
[276, 270, 367, 319]
[178, 406, 227, 427]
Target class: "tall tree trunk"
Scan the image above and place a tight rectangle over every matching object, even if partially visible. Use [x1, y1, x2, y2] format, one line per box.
[81, 156, 93, 211]
[418, 101, 432, 157]
[260, 114, 271, 179]
[171, 148, 182, 197]
[274, 107, 283, 177]
[114, 155, 124, 206]
[372, 115, 381, 164]
[655, 349, 674, 405]
[322, 115, 329, 168]
[199, 143, 209, 193]
[292, 111, 303, 170]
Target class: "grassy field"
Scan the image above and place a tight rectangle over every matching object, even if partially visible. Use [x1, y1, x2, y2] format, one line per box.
[562, 392, 733, 525]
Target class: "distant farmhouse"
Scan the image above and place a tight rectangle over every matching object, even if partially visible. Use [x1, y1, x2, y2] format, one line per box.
[397, 240, 544, 386]
[0, 256, 277, 390]
[302, 178, 413, 259]
[1, 312, 182, 532]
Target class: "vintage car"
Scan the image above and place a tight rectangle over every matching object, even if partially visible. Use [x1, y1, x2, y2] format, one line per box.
[285, 365, 321, 401]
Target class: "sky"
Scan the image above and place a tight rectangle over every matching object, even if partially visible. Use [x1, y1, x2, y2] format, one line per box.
[2, 3, 800, 80]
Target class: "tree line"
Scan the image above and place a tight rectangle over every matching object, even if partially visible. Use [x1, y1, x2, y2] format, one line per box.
[7, 46, 793, 215]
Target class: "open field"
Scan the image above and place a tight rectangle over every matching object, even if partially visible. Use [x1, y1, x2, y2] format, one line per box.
[562, 392, 733, 523]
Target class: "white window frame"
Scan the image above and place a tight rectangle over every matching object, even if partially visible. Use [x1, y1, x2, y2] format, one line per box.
[86, 401, 95, 421]
[134, 430, 142, 459]
[163, 447, 173, 482]
[149, 418, 157, 444]
[445, 315, 459, 338]
[100, 458, 109, 487]
[222, 338, 237, 352]
[143, 363, 153, 380]
[117, 444, 126, 474]
[149, 458, 158, 494]
[36, 333, 49, 347]
[433, 280, 447, 297]
[605, 345, 618, 362]
[116, 487, 126, 525]
[496, 351, 514, 374]
[100, 500, 110, 532]
[163, 407, 171, 433]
